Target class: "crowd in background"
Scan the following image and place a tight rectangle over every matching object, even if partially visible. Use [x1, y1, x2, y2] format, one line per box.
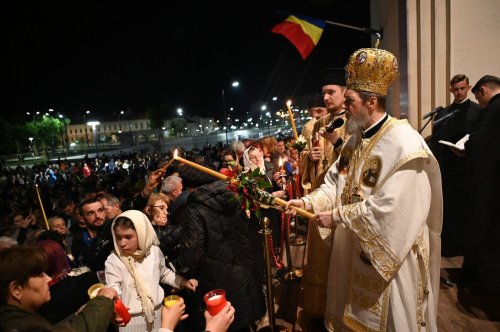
[0, 136, 297, 332]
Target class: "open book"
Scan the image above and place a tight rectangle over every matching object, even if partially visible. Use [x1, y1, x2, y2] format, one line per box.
[438, 134, 469, 151]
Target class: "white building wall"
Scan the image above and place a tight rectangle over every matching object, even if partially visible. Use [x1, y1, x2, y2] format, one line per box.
[371, 0, 500, 139]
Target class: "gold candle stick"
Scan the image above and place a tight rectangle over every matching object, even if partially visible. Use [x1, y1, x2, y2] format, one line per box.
[286, 100, 299, 140]
[35, 184, 50, 230]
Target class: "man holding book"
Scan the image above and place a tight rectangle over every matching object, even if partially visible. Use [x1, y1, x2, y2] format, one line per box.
[430, 74, 481, 258]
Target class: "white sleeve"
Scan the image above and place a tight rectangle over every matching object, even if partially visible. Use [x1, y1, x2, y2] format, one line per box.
[104, 253, 123, 296]
[156, 246, 185, 288]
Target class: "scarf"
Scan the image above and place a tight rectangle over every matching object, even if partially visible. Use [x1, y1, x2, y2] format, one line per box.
[243, 146, 266, 174]
[111, 210, 159, 329]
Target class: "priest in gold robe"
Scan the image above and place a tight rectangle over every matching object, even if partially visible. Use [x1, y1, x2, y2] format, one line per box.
[299, 69, 349, 318]
[287, 47, 442, 331]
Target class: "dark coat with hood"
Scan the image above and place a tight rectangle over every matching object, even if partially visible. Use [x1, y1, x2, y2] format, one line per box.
[173, 180, 266, 332]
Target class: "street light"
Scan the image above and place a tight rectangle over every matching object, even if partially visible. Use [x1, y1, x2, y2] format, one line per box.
[83, 110, 90, 148]
[221, 81, 239, 145]
[87, 121, 100, 157]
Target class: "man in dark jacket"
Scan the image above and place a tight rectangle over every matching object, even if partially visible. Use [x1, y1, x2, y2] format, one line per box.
[173, 165, 266, 332]
[462, 75, 500, 294]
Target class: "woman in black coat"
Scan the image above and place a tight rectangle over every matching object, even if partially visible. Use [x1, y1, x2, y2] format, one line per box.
[173, 174, 266, 332]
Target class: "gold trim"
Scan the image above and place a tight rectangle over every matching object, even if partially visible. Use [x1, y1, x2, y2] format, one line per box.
[374, 150, 429, 192]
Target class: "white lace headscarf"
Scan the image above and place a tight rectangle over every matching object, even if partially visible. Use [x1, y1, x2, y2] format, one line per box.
[111, 210, 159, 329]
[243, 146, 266, 175]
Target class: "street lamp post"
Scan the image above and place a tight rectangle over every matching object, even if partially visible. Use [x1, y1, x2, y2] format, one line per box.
[83, 110, 90, 148]
[28, 137, 34, 157]
[87, 121, 100, 157]
[221, 81, 239, 145]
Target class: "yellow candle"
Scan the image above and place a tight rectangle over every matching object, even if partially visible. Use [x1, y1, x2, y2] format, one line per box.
[164, 295, 180, 308]
[175, 156, 230, 182]
[162, 157, 175, 171]
[286, 100, 299, 140]
[273, 197, 315, 220]
[174, 156, 314, 219]
[35, 184, 50, 230]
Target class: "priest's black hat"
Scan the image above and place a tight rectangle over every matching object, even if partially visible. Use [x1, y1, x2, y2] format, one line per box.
[320, 68, 346, 87]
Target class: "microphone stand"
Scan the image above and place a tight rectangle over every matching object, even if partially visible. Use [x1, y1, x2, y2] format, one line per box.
[419, 116, 434, 134]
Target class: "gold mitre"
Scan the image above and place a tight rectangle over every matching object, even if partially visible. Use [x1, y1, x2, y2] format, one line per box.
[345, 47, 399, 96]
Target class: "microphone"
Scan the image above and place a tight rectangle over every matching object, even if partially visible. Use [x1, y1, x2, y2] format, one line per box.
[325, 118, 345, 133]
[433, 109, 460, 126]
[422, 106, 444, 120]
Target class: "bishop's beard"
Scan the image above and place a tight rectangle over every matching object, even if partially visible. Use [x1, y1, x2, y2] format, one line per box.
[346, 116, 365, 135]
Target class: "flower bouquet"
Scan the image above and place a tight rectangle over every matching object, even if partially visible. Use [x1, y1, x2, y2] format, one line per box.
[226, 167, 274, 218]
[291, 135, 307, 152]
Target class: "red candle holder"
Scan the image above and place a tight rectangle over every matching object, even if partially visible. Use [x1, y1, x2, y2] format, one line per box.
[203, 289, 227, 316]
[114, 298, 131, 325]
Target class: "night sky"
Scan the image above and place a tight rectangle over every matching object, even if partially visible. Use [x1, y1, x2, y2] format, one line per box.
[5, 1, 371, 124]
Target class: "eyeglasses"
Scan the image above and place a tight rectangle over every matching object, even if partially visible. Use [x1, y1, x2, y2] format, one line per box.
[152, 205, 169, 214]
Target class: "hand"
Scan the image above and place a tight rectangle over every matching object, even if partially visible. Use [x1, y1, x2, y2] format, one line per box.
[204, 301, 235, 332]
[97, 287, 118, 301]
[285, 199, 305, 217]
[316, 211, 335, 229]
[112, 313, 128, 327]
[273, 170, 284, 183]
[272, 190, 286, 199]
[143, 168, 166, 196]
[309, 146, 322, 161]
[319, 128, 340, 145]
[25, 213, 36, 227]
[182, 278, 198, 292]
[161, 297, 188, 330]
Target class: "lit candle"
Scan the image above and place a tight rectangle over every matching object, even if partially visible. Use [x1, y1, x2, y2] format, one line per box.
[162, 149, 178, 171]
[204, 289, 227, 316]
[35, 184, 49, 230]
[174, 155, 315, 220]
[174, 155, 231, 182]
[286, 100, 299, 140]
[279, 157, 284, 172]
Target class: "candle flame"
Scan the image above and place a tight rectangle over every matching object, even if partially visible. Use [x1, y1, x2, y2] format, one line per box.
[286, 100, 292, 107]
[173, 149, 178, 159]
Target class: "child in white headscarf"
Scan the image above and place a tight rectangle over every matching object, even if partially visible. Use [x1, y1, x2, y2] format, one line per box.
[105, 210, 197, 332]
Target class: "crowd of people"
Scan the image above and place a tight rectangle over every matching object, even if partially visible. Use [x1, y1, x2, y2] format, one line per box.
[0, 45, 498, 332]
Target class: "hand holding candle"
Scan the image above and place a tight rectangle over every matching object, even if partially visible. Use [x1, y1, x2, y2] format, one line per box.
[164, 294, 181, 308]
[114, 298, 131, 325]
[204, 289, 227, 316]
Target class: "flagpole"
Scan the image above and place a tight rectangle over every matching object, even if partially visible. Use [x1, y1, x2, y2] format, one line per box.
[276, 10, 382, 37]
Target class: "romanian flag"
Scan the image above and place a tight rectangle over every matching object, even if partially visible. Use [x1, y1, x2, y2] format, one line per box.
[271, 14, 326, 60]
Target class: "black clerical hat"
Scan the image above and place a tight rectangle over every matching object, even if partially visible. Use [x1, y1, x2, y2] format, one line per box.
[320, 68, 346, 87]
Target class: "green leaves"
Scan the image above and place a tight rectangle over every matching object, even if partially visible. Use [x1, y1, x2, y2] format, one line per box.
[226, 167, 273, 219]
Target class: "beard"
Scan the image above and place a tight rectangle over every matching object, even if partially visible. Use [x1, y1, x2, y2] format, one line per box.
[346, 106, 371, 135]
[346, 116, 365, 135]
